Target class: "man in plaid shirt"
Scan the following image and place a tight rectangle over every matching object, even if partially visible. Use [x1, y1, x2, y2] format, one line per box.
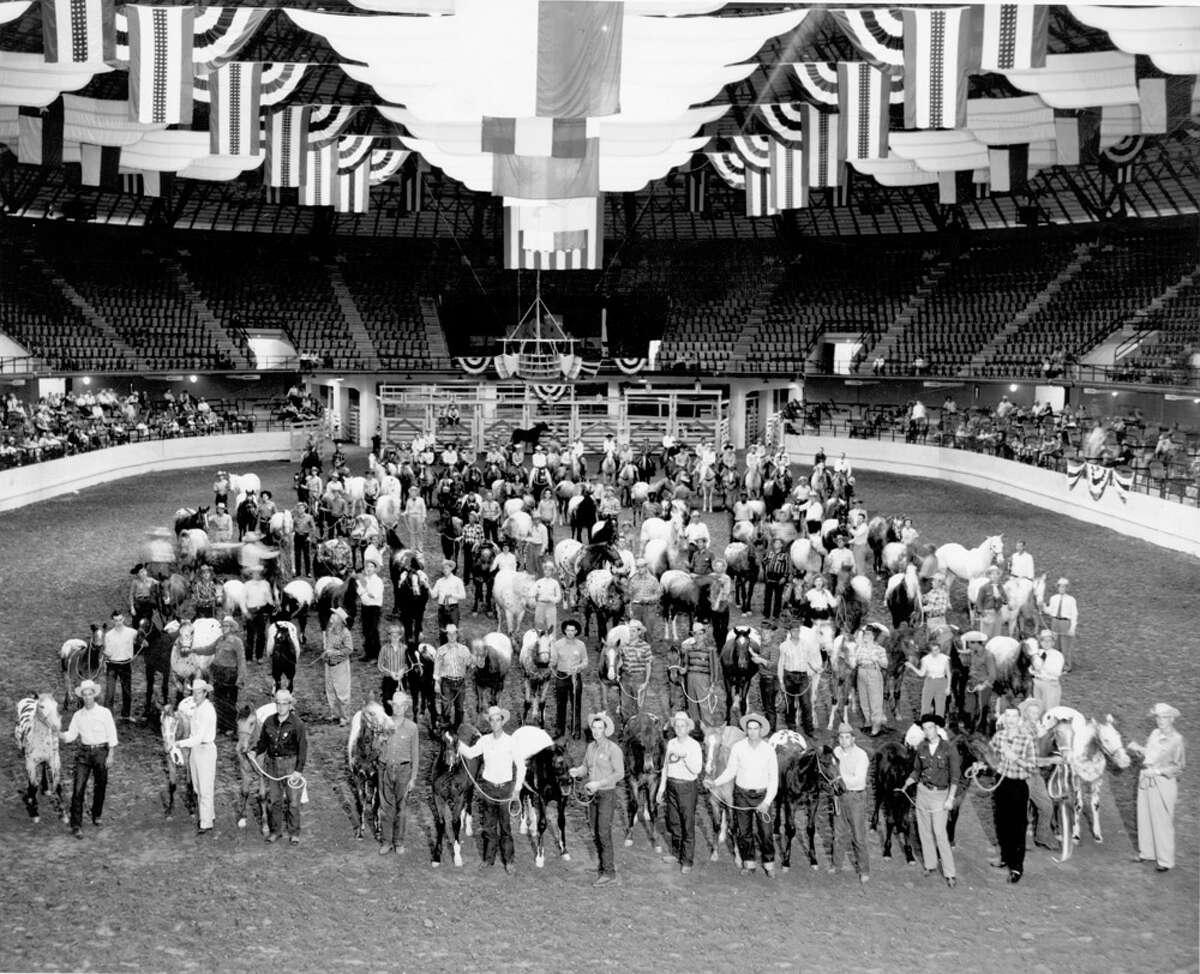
[989, 706, 1038, 884]
[461, 512, 485, 595]
[618, 629, 654, 718]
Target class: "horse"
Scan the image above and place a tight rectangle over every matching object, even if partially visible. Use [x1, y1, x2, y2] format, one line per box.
[1000, 574, 1046, 639]
[135, 615, 173, 718]
[866, 516, 903, 575]
[14, 694, 66, 823]
[885, 564, 923, 630]
[719, 627, 759, 725]
[269, 621, 302, 692]
[870, 739, 920, 863]
[1040, 706, 1131, 861]
[391, 553, 430, 645]
[659, 569, 700, 642]
[235, 495, 259, 540]
[702, 722, 746, 862]
[347, 701, 394, 840]
[511, 422, 550, 448]
[519, 629, 555, 728]
[315, 574, 360, 633]
[60, 627, 106, 712]
[493, 568, 536, 635]
[621, 712, 666, 852]
[617, 461, 639, 509]
[519, 733, 572, 868]
[723, 541, 758, 613]
[581, 569, 625, 642]
[470, 632, 513, 717]
[696, 461, 718, 514]
[825, 633, 858, 733]
[774, 734, 836, 872]
[405, 641, 438, 725]
[639, 516, 679, 553]
[553, 537, 584, 607]
[173, 506, 209, 536]
[279, 579, 315, 644]
[430, 724, 481, 867]
[471, 541, 500, 613]
[158, 572, 191, 621]
[935, 535, 1004, 584]
[882, 624, 924, 725]
[986, 634, 1035, 702]
[160, 699, 196, 820]
[235, 702, 272, 833]
[169, 618, 223, 701]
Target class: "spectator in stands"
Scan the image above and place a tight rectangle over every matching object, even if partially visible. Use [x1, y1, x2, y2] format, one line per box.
[872, 353, 886, 376]
[912, 355, 928, 375]
[996, 396, 1014, 420]
[942, 395, 957, 418]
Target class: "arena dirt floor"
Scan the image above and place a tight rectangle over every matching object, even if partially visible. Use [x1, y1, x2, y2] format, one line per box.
[0, 450, 1196, 974]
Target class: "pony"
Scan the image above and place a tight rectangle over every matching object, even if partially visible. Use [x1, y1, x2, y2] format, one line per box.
[519, 629, 555, 727]
[621, 712, 666, 852]
[60, 627, 105, 712]
[1040, 706, 1131, 861]
[135, 615, 173, 718]
[470, 632, 513, 717]
[430, 725, 480, 867]
[235, 702, 272, 833]
[870, 739, 919, 863]
[866, 516, 902, 575]
[885, 565, 923, 630]
[406, 641, 438, 725]
[935, 535, 1004, 583]
[986, 634, 1035, 701]
[774, 735, 837, 872]
[347, 701, 394, 840]
[471, 541, 499, 613]
[723, 541, 758, 613]
[493, 568, 536, 635]
[617, 461, 639, 509]
[581, 569, 625, 642]
[1000, 574, 1046, 638]
[697, 460, 718, 513]
[824, 633, 858, 733]
[269, 621, 302, 692]
[160, 700, 196, 820]
[702, 722, 746, 862]
[173, 506, 209, 536]
[314, 574, 360, 633]
[719, 627, 759, 725]
[169, 618, 223, 701]
[518, 731, 572, 868]
[390, 553, 429, 645]
[597, 627, 625, 718]
[158, 572, 191, 621]
[14, 694, 66, 823]
[553, 538, 584, 607]
[882, 624, 924, 725]
[511, 422, 550, 447]
[659, 569, 700, 642]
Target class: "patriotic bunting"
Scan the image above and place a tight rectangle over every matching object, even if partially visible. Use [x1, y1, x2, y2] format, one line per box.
[614, 357, 647, 375]
[980, 4, 1047, 72]
[492, 139, 600, 200]
[768, 137, 806, 210]
[730, 135, 774, 217]
[456, 357, 491, 376]
[800, 103, 841, 188]
[1101, 136, 1145, 184]
[126, 4, 194, 124]
[307, 105, 362, 148]
[335, 157, 371, 213]
[17, 99, 63, 165]
[1066, 461, 1133, 503]
[901, 6, 975, 130]
[191, 6, 270, 69]
[792, 62, 838, 108]
[337, 135, 375, 175]
[530, 384, 569, 404]
[832, 9, 905, 67]
[194, 63, 309, 109]
[481, 117, 589, 158]
[300, 141, 336, 206]
[41, 0, 115, 65]
[758, 102, 805, 147]
[265, 106, 309, 188]
[705, 151, 744, 189]
[368, 147, 409, 186]
[503, 196, 603, 270]
[987, 144, 1028, 194]
[0, 2, 32, 26]
[205, 62, 261, 156]
[838, 62, 892, 162]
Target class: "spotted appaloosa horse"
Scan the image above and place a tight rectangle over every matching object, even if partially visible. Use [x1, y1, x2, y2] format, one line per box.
[519, 735, 572, 868]
[14, 693, 66, 823]
[235, 702, 272, 834]
[347, 702, 393, 840]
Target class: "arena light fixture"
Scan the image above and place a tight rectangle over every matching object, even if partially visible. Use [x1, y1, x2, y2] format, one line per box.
[1009, 383, 1018, 392]
[81, 376, 91, 385]
[188, 374, 198, 383]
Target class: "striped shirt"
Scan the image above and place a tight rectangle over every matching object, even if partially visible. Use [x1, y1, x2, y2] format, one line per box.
[434, 642, 472, 681]
[619, 640, 653, 681]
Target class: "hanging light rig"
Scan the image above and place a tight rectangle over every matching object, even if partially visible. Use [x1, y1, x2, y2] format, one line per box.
[497, 270, 579, 381]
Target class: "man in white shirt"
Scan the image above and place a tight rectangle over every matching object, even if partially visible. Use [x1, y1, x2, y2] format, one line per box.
[173, 677, 219, 835]
[60, 679, 119, 839]
[358, 560, 385, 662]
[711, 712, 779, 876]
[431, 560, 467, 644]
[656, 711, 703, 873]
[1041, 577, 1079, 672]
[1008, 539, 1034, 581]
[458, 706, 524, 872]
[1030, 629, 1066, 711]
[830, 723, 870, 884]
[778, 617, 823, 736]
[531, 562, 563, 636]
[102, 610, 136, 722]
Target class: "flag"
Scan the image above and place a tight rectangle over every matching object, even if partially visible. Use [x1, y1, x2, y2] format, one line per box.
[335, 158, 370, 214]
[1136, 59, 1196, 135]
[306, 105, 361, 148]
[78, 142, 119, 187]
[206, 62, 262, 156]
[1101, 136, 1145, 184]
[17, 99, 63, 165]
[792, 62, 838, 108]
[832, 9, 905, 67]
[503, 196, 603, 270]
[768, 137, 806, 210]
[300, 142, 336, 206]
[800, 103, 841, 188]
[191, 6, 269, 69]
[126, 4, 194, 124]
[41, 0, 115, 64]
[337, 135, 375, 175]
[535, 0, 622, 118]
[980, 4, 1047, 72]
[902, 7, 975, 130]
[685, 167, 707, 213]
[937, 169, 976, 204]
[265, 106, 309, 188]
[121, 169, 168, 196]
[838, 62, 892, 162]
[730, 135, 775, 217]
[401, 159, 423, 212]
[481, 117, 588, 158]
[492, 138, 599, 199]
[987, 144, 1028, 193]
[1053, 108, 1101, 165]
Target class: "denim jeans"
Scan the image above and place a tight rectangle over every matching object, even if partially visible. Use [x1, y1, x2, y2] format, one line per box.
[70, 745, 109, 829]
[588, 788, 617, 876]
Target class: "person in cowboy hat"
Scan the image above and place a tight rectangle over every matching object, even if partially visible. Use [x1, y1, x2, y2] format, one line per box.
[712, 712, 779, 877]
[255, 688, 308, 845]
[206, 500, 234, 544]
[988, 705, 1038, 884]
[1128, 703, 1185, 872]
[851, 623, 890, 737]
[552, 619, 587, 739]
[903, 712, 960, 887]
[377, 692, 419, 857]
[830, 722, 871, 884]
[656, 711, 703, 874]
[958, 630, 995, 733]
[128, 564, 158, 630]
[103, 609, 137, 724]
[1040, 576, 1078, 672]
[322, 607, 354, 726]
[174, 677, 219, 834]
[458, 705, 523, 873]
[433, 623, 471, 733]
[569, 712, 625, 887]
[59, 679, 119, 839]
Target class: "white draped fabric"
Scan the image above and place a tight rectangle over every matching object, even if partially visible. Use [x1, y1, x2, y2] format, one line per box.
[1068, 5, 1200, 76]
[118, 129, 264, 179]
[0, 1, 31, 25]
[1004, 52, 1138, 110]
[889, 130, 989, 173]
[0, 51, 110, 107]
[63, 95, 168, 147]
[966, 95, 1056, 146]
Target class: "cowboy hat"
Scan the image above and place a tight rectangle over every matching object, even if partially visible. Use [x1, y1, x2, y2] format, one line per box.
[691, 622, 705, 634]
[76, 679, 101, 696]
[962, 630, 988, 644]
[442, 559, 456, 570]
[670, 711, 695, 734]
[129, 563, 146, 575]
[331, 607, 349, 623]
[918, 712, 945, 728]
[485, 705, 511, 725]
[444, 623, 458, 633]
[561, 619, 582, 635]
[1149, 703, 1181, 720]
[739, 712, 768, 733]
[190, 677, 212, 693]
[1017, 698, 1043, 721]
[589, 711, 616, 737]
[274, 689, 294, 705]
[836, 722, 857, 738]
[862, 622, 889, 638]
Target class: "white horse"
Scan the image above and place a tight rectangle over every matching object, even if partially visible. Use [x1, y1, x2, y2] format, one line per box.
[227, 473, 261, 497]
[493, 568, 536, 634]
[639, 516, 679, 552]
[697, 459, 717, 513]
[935, 535, 1004, 582]
[15, 694, 66, 823]
[553, 538, 584, 606]
[789, 538, 822, 576]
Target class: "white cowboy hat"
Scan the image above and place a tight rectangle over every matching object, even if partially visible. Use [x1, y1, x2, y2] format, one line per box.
[331, 607, 349, 623]
[589, 711, 615, 737]
[76, 679, 101, 696]
[1149, 703, 1180, 719]
[485, 705, 511, 725]
[739, 712, 768, 733]
[962, 630, 988, 643]
[274, 689, 294, 705]
[191, 677, 212, 693]
[671, 711, 695, 734]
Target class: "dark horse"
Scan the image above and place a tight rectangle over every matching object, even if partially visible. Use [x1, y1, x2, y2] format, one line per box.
[347, 702, 391, 840]
[719, 627, 759, 725]
[519, 739, 572, 868]
[391, 552, 430, 646]
[135, 615, 173, 720]
[405, 641, 438, 728]
[430, 724, 481, 867]
[511, 422, 550, 447]
[621, 712, 666, 851]
[775, 742, 837, 871]
[870, 740, 919, 863]
[315, 574, 360, 633]
[173, 506, 209, 536]
[470, 635, 511, 718]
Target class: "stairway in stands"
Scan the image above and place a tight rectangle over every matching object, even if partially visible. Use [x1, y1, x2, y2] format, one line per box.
[969, 242, 1097, 374]
[324, 260, 382, 371]
[21, 242, 146, 370]
[1106, 264, 1200, 367]
[158, 254, 255, 368]
[726, 263, 789, 371]
[418, 297, 453, 369]
[855, 255, 954, 372]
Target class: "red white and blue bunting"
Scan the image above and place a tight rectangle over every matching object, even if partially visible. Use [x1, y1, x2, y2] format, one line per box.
[455, 356, 491, 375]
[615, 357, 647, 374]
[1066, 460, 1134, 503]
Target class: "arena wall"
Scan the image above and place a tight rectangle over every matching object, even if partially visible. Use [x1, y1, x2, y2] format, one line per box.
[0, 432, 293, 512]
[785, 433, 1200, 558]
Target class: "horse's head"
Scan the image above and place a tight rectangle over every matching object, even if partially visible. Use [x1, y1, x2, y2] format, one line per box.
[1095, 715, 1131, 769]
[235, 706, 258, 749]
[600, 642, 621, 683]
[986, 534, 1004, 563]
[469, 638, 486, 668]
[34, 693, 61, 732]
[550, 740, 574, 787]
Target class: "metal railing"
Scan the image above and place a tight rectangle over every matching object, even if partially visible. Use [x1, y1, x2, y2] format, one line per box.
[0, 355, 50, 376]
[786, 416, 1200, 507]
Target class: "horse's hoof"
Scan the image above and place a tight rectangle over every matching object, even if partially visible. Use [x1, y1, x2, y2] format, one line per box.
[236, 818, 246, 829]
[432, 861, 440, 869]
[165, 815, 173, 822]
[710, 851, 719, 862]
[30, 816, 39, 824]
[261, 825, 270, 837]
[882, 854, 891, 861]
[453, 853, 463, 868]
[1094, 836, 1104, 844]
[623, 838, 634, 848]
[518, 822, 528, 835]
[535, 855, 545, 869]
[809, 864, 819, 872]
[654, 844, 662, 854]
[561, 853, 571, 862]
[642, 809, 650, 824]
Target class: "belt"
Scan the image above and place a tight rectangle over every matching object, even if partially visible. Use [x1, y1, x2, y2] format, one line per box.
[267, 752, 298, 760]
[667, 776, 699, 785]
[107, 658, 132, 665]
[81, 743, 110, 750]
[843, 789, 866, 794]
[1035, 676, 1060, 683]
[384, 760, 412, 769]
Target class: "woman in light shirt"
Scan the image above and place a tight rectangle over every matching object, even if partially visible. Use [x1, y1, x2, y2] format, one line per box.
[1128, 703, 1185, 872]
[906, 636, 951, 718]
[403, 486, 427, 553]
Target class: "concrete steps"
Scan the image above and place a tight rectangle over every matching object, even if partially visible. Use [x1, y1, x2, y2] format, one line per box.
[157, 255, 254, 368]
[855, 256, 955, 373]
[324, 261, 381, 371]
[419, 297, 452, 369]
